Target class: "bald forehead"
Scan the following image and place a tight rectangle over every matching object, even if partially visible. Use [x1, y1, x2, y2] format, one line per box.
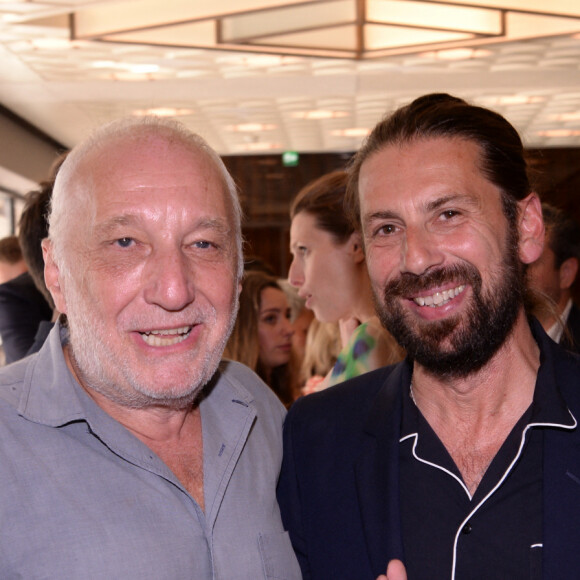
[66, 132, 230, 209]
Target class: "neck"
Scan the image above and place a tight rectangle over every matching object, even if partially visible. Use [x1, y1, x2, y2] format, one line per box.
[64, 344, 196, 442]
[410, 312, 539, 494]
[411, 310, 539, 431]
[338, 272, 378, 347]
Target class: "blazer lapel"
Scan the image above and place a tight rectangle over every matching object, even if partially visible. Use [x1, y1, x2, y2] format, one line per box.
[540, 332, 580, 578]
[542, 425, 580, 578]
[354, 362, 409, 575]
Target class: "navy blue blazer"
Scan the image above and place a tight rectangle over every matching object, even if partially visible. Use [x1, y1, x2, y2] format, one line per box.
[0, 272, 52, 364]
[278, 320, 580, 579]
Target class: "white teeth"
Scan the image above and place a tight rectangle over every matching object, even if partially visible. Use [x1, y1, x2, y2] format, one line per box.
[413, 285, 465, 308]
[141, 326, 192, 346]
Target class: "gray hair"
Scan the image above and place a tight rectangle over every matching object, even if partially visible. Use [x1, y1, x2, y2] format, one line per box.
[48, 115, 243, 279]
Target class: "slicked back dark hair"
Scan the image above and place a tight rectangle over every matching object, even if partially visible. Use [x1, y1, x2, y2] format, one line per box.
[346, 93, 531, 229]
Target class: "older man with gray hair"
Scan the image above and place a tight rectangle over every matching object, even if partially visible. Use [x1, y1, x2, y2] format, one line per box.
[0, 117, 300, 579]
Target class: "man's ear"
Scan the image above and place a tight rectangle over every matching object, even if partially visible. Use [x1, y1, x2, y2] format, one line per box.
[42, 239, 68, 314]
[559, 256, 578, 291]
[348, 231, 365, 264]
[518, 193, 545, 265]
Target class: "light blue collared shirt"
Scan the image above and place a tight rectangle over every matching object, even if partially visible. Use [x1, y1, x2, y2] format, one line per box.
[0, 323, 301, 579]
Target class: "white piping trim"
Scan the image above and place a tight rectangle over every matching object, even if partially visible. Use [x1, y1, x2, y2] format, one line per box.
[399, 432, 472, 499]
[400, 410, 577, 580]
[450, 412, 576, 580]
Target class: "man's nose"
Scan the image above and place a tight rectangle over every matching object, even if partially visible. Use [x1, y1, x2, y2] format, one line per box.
[401, 226, 444, 275]
[143, 249, 195, 311]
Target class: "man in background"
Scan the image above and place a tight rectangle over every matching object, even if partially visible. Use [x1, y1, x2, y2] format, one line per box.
[0, 235, 27, 284]
[17, 162, 66, 355]
[527, 202, 580, 353]
[0, 235, 52, 363]
[0, 117, 300, 578]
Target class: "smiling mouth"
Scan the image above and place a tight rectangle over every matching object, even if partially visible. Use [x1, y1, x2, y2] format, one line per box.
[412, 284, 466, 307]
[140, 326, 192, 346]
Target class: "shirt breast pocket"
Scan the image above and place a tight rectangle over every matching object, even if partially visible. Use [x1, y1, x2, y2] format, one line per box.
[530, 544, 542, 580]
[258, 531, 302, 579]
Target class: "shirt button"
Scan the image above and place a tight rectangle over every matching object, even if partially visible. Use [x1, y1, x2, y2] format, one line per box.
[461, 522, 472, 535]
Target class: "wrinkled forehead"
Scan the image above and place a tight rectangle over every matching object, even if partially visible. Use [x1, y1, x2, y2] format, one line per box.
[63, 135, 234, 223]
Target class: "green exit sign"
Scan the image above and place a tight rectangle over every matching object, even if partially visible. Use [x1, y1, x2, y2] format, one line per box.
[282, 151, 299, 167]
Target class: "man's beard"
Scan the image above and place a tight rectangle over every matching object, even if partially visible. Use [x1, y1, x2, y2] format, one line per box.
[375, 232, 525, 379]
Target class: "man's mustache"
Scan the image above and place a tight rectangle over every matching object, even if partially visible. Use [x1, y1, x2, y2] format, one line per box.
[383, 263, 481, 298]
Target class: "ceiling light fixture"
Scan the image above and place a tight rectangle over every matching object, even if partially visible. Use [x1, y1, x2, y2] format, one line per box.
[482, 95, 545, 105]
[226, 123, 277, 131]
[133, 107, 194, 117]
[331, 127, 371, 137]
[418, 48, 492, 60]
[537, 129, 580, 137]
[551, 112, 580, 122]
[237, 141, 282, 151]
[49, 0, 580, 60]
[91, 60, 160, 74]
[292, 110, 350, 119]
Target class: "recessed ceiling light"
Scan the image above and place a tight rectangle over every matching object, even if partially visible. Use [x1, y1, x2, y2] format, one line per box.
[550, 112, 580, 121]
[238, 142, 281, 151]
[331, 128, 371, 137]
[419, 48, 492, 60]
[483, 95, 544, 105]
[30, 38, 71, 50]
[537, 129, 580, 137]
[291, 110, 349, 120]
[90, 61, 159, 74]
[226, 123, 277, 132]
[133, 108, 194, 117]
[128, 64, 159, 74]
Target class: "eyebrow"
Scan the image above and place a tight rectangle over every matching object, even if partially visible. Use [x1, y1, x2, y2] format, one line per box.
[425, 194, 477, 213]
[94, 215, 232, 236]
[260, 307, 283, 314]
[196, 217, 232, 235]
[363, 193, 478, 226]
[94, 215, 139, 237]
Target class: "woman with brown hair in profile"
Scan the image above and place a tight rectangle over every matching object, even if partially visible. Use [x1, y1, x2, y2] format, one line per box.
[289, 170, 404, 392]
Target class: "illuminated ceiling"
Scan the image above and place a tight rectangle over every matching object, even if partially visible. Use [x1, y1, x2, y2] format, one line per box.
[1, 0, 580, 164]
[68, 0, 580, 59]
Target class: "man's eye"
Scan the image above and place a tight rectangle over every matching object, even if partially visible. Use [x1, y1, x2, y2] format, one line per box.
[194, 240, 214, 250]
[441, 210, 459, 219]
[378, 224, 396, 235]
[115, 237, 134, 248]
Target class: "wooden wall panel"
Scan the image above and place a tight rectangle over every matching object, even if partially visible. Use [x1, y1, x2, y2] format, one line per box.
[223, 152, 352, 276]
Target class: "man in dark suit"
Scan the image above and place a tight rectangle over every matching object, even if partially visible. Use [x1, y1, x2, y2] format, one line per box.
[278, 94, 580, 580]
[0, 236, 52, 364]
[527, 202, 580, 354]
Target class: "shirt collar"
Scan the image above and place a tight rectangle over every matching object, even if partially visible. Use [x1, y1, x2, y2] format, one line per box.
[546, 298, 573, 343]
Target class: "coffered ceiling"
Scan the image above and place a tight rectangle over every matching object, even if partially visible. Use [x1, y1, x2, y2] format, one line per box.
[1, 0, 580, 159]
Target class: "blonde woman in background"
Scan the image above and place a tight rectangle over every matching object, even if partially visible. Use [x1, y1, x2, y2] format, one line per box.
[289, 170, 404, 392]
[300, 319, 341, 395]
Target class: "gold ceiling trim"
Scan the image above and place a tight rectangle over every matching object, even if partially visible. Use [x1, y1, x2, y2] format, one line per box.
[68, 0, 580, 59]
